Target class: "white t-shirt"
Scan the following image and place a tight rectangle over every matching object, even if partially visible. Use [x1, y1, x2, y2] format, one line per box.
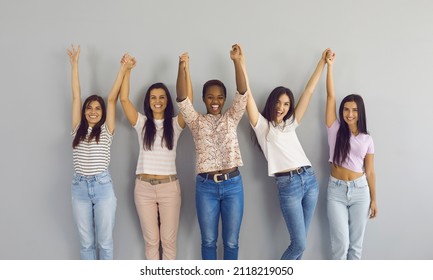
[252, 114, 311, 176]
[133, 113, 183, 175]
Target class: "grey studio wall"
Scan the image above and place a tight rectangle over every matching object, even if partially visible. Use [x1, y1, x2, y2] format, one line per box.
[0, 0, 432, 260]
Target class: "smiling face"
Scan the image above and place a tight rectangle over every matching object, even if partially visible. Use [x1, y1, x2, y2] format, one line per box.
[203, 85, 226, 115]
[274, 93, 290, 123]
[342, 101, 359, 127]
[149, 88, 168, 119]
[85, 100, 103, 127]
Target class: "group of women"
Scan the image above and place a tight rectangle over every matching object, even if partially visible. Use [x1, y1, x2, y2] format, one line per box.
[67, 43, 377, 260]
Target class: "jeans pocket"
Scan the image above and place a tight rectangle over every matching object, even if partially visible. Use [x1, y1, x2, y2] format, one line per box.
[275, 175, 292, 188]
[97, 173, 112, 185]
[71, 176, 80, 186]
[305, 166, 315, 176]
[196, 175, 207, 184]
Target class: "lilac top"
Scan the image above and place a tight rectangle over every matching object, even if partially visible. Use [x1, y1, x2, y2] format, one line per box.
[327, 120, 374, 173]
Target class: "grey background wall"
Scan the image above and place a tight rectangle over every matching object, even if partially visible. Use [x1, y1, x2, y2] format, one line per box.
[1, 0, 432, 260]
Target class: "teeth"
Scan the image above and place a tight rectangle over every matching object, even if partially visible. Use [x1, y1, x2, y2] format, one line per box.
[154, 104, 161, 108]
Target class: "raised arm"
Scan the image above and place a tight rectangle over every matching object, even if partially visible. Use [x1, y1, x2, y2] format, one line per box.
[119, 54, 138, 126]
[231, 44, 248, 95]
[325, 50, 337, 127]
[295, 48, 328, 123]
[235, 46, 259, 127]
[364, 154, 377, 219]
[67, 44, 82, 130]
[105, 53, 132, 134]
[176, 52, 193, 128]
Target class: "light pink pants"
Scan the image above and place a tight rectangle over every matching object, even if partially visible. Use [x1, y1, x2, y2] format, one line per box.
[134, 178, 181, 260]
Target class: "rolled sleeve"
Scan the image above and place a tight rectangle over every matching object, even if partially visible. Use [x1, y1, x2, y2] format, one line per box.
[227, 91, 248, 125]
[177, 97, 199, 127]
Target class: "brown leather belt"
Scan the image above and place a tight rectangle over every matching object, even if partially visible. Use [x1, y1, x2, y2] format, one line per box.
[136, 175, 177, 185]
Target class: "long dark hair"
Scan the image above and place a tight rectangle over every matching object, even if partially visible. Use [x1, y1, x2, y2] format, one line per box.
[333, 94, 368, 165]
[72, 95, 106, 149]
[251, 86, 296, 148]
[142, 83, 175, 150]
[262, 86, 296, 124]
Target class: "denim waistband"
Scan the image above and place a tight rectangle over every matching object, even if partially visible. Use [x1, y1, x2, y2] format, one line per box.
[329, 174, 367, 187]
[74, 170, 110, 181]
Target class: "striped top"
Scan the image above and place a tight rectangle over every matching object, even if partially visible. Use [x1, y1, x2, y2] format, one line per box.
[133, 113, 183, 175]
[72, 123, 113, 176]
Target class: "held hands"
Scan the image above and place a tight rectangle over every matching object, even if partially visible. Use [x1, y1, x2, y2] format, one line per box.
[179, 52, 189, 71]
[67, 44, 80, 66]
[230, 44, 245, 64]
[325, 49, 336, 65]
[121, 53, 136, 70]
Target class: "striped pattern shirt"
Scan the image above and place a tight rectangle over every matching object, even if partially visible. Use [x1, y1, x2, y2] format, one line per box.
[72, 123, 113, 176]
[133, 113, 183, 175]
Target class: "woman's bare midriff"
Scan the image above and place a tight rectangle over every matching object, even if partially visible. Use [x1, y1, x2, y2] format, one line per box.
[331, 164, 364, 181]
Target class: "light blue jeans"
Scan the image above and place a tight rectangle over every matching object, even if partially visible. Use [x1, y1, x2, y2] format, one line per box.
[195, 174, 244, 260]
[275, 167, 319, 260]
[71, 170, 117, 260]
[327, 175, 370, 260]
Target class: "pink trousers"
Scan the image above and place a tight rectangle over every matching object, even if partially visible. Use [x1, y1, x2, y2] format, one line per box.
[134, 178, 181, 260]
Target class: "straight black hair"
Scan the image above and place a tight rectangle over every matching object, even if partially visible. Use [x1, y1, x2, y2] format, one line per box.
[333, 94, 368, 165]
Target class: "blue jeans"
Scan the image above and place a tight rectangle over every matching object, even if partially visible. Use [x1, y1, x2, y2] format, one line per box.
[275, 167, 319, 260]
[327, 175, 370, 260]
[71, 170, 117, 260]
[195, 173, 244, 260]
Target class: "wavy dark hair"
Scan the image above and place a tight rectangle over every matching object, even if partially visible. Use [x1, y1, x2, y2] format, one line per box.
[251, 86, 296, 148]
[142, 83, 174, 150]
[202, 79, 227, 98]
[333, 94, 368, 166]
[72, 95, 106, 149]
[262, 86, 296, 124]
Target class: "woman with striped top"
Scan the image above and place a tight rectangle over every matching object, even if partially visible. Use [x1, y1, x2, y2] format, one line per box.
[68, 45, 133, 259]
[119, 53, 192, 260]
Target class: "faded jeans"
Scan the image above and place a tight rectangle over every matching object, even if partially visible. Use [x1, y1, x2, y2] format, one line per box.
[71, 170, 117, 260]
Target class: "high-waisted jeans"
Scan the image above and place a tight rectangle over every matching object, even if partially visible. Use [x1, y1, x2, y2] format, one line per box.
[71, 170, 117, 260]
[275, 167, 319, 260]
[195, 173, 244, 260]
[327, 174, 370, 260]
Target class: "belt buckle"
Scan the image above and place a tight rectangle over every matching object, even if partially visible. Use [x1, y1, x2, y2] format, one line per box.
[149, 179, 160, 185]
[296, 167, 303, 175]
[213, 173, 227, 183]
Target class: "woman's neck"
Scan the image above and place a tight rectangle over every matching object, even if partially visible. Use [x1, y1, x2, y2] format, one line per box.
[153, 112, 164, 120]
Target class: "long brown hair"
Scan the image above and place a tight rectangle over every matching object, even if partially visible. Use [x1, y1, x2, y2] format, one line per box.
[72, 95, 106, 149]
[142, 83, 175, 150]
